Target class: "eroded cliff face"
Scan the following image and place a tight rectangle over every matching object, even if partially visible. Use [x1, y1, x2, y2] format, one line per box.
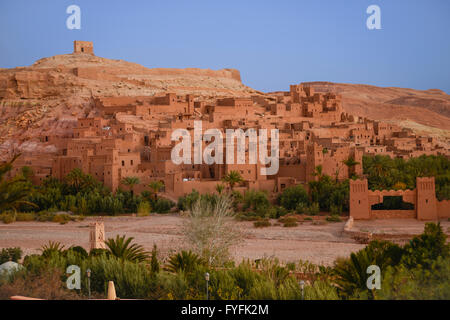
[0, 53, 258, 157]
[1, 52, 449, 159]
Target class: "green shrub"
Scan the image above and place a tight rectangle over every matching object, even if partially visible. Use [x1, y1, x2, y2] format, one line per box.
[326, 214, 342, 222]
[16, 212, 35, 221]
[0, 212, 16, 224]
[307, 203, 320, 216]
[0, 247, 23, 264]
[153, 198, 174, 213]
[89, 248, 109, 257]
[243, 190, 270, 216]
[166, 250, 204, 274]
[40, 241, 66, 258]
[66, 246, 88, 259]
[52, 213, 73, 224]
[137, 201, 151, 216]
[177, 190, 200, 211]
[278, 185, 309, 211]
[105, 235, 149, 262]
[295, 202, 308, 214]
[253, 219, 271, 228]
[279, 216, 298, 227]
[304, 217, 313, 221]
[330, 204, 342, 215]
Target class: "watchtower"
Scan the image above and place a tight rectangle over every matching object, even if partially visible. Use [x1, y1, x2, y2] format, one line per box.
[416, 177, 437, 220]
[73, 41, 94, 55]
[89, 221, 106, 250]
[350, 179, 370, 219]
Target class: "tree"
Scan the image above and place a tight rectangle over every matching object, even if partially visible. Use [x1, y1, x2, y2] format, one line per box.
[0, 154, 35, 213]
[148, 181, 164, 201]
[64, 168, 98, 194]
[121, 176, 140, 197]
[333, 240, 403, 299]
[221, 170, 243, 190]
[311, 165, 323, 179]
[278, 185, 309, 211]
[166, 250, 204, 274]
[343, 156, 360, 178]
[182, 194, 242, 266]
[150, 244, 160, 274]
[401, 222, 449, 269]
[105, 235, 149, 262]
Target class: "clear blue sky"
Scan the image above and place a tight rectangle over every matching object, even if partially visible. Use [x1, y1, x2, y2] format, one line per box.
[1, 0, 449, 93]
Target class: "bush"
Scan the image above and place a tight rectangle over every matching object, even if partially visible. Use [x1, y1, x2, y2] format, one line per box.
[153, 198, 174, 213]
[0, 212, 16, 224]
[137, 201, 151, 216]
[66, 246, 88, 259]
[278, 185, 309, 211]
[177, 190, 200, 211]
[0, 268, 81, 300]
[253, 219, 271, 228]
[330, 204, 342, 215]
[295, 202, 308, 214]
[52, 213, 73, 224]
[89, 248, 109, 257]
[166, 251, 204, 274]
[243, 190, 270, 216]
[326, 214, 342, 222]
[0, 247, 23, 264]
[307, 203, 320, 216]
[16, 212, 35, 221]
[278, 216, 298, 228]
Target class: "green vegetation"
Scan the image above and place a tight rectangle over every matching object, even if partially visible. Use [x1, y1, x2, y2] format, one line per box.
[1, 223, 448, 300]
[221, 170, 243, 190]
[363, 154, 450, 200]
[253, 218, 271, 228]
[0, 155, 174, 220]
[105, 235, 149, 262]
[333, 222, 449, 299]
[0, 248, 23, 264]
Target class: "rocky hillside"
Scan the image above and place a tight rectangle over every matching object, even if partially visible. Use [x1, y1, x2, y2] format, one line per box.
[302, 82, 450, 140]
[0, 53, 258, 156]
[0, 51, 449, 158]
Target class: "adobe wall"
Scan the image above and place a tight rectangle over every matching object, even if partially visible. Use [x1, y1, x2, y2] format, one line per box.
[437, 200, 450, 219]
[350, 177, 443, 221]
[371, 210, 416, 219]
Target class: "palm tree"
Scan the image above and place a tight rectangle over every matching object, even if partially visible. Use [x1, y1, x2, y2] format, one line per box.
[343, 157, 360, 177]
[370, 155, 391, 177]
[121, 176, 140, 197]
[0, 154, 36, 213]
[166, 250, 204, 274]
[105, 235, 149, 262]
[148, 181, 164, 201]
[311, 165, 323, 179]
[64, 168, 85, 191]
[215, 183, 225, 194]
[221, 170, 243, 190]
[39, 241, 65, 258]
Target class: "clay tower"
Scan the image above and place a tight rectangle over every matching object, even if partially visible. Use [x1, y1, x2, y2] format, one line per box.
[73, 40, 94, 55]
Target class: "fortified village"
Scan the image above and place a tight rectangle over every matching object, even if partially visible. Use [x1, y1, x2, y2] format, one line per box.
[2, 41, 450, 220]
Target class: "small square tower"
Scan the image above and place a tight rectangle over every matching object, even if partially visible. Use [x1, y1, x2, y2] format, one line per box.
[73, 41, 94, 55]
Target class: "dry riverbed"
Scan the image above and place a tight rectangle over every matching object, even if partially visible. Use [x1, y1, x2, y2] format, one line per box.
[1, 215, 448, 266]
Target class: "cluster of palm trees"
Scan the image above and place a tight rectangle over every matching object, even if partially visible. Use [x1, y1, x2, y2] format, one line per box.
[0, 154, 35, 213]
[122, 170, 244, 198]
[120, 176, 164, 200]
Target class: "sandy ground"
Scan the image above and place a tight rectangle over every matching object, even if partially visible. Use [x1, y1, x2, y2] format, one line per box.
[0, 215, 448, 266]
